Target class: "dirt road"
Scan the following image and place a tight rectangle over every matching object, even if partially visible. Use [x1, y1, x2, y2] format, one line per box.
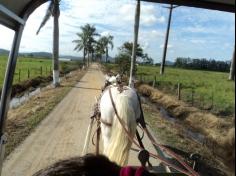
[3, 64, 159, 176]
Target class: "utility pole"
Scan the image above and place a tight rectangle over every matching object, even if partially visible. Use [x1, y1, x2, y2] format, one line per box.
[160, 5, 178, 75]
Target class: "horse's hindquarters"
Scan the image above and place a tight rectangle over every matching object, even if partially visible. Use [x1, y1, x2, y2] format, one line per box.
[100, 87, 141, 166]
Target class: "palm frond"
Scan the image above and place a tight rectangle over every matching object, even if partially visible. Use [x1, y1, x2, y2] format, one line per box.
[36, 1, 54, 35]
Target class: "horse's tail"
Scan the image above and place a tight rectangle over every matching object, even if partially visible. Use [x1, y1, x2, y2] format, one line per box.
[104, 95, 137, 166]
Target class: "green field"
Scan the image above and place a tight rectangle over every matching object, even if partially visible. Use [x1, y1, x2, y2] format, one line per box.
[104, 64, 235, 116]
[0, 56, 82, 87]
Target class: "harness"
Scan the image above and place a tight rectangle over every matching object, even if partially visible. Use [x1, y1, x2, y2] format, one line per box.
[90, 81, 200, 176]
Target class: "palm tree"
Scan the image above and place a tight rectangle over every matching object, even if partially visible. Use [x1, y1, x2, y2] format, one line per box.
[95, 38, 106, 62]
[102, 35, 114, 63]
[36, 0, 60, 87]
[73, 24, 99, 67]
[129, 0, 141, 87]
[73, 32, 88, 66]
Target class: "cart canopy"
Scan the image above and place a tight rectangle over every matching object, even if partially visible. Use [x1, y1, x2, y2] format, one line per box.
[0, 0, 235, 30]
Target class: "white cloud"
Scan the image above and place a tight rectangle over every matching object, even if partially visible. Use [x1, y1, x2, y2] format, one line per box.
[160, 44, 173, 49]
[101, 31, 111, 37]
[190, 39, 206, 44]
[119, 3, 164, 26]
[151, 30, 165, 37]
[142, 42, 150, 50]
[157, 16, 166, 23]
[0, 25, 14, 50]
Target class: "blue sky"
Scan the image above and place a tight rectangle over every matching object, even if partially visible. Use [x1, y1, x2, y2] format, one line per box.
[0, 0, 235, 63]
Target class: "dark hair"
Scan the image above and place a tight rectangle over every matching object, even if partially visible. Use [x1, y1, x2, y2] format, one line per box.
[33, 154, 121, 176]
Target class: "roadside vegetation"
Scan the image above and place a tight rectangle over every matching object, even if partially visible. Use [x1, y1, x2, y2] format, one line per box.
[142, 103, 229, 176]
[138, 85, 234, 172]
[6, 69, 86, 158]
[0, 55, 85, 157]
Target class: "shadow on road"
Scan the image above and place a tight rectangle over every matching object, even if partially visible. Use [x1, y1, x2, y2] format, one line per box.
[61, 85, 101, 91]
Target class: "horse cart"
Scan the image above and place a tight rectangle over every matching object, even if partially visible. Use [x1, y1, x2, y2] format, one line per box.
[0, 0, 234, 176]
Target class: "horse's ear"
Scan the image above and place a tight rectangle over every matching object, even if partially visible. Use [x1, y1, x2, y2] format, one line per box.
[116, 74, 120, 79]
[105, 75, 110, 81]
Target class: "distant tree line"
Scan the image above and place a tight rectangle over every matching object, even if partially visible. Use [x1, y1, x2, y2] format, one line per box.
[174, 57, 231, 72]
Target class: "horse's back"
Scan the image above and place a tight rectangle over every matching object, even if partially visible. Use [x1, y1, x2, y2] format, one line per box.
[100, 85, 141, 166]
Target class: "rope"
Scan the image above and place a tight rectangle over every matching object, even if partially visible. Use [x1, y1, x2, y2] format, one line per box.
[143, 128, 200, 176]
[136, 92, 199, 176]
[92, 126, 100, 146]
[108, 88, 199, 176]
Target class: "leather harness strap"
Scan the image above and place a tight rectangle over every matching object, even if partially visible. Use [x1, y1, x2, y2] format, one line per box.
[108, 88, 142, 149]
[100, 119, 112, 127]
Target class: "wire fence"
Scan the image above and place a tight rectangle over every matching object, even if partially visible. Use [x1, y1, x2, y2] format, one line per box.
[14, 66, 52, 83]
[138, 74, 234, 116]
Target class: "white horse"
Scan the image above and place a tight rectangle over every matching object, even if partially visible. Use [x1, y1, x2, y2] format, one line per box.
[99, 75, 141, 166]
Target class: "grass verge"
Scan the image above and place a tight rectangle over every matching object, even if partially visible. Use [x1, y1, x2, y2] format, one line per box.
[138, 84, 235, 175]
[143, 103, 228, 176]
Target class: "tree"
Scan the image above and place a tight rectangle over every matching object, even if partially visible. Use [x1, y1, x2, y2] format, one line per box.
[73, 24, 99, 67]
[115, 42, 144, 76]
[94, 37, 106, 62]
[83, 24, 99, 66]
[119, 42, 143, 58]
[115, 53, 131, 75]
[174, 57, 231, 72]
[102, 35, 114, 63]
[141, 53, 154, 65]
[73, 32, 87, 66]
[36, 0, 60, 87]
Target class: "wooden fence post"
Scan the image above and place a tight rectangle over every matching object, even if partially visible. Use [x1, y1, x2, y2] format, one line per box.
[28, 68, 30, 78]
[40, 66, 43, 76]
[191, 88, 194, 106]
[178, 83, 181, 100]
[202, 96, 205, 109]
[152, 76, 156, 87]
[18, 69, 21, 82]
[211, 92, 214, 109]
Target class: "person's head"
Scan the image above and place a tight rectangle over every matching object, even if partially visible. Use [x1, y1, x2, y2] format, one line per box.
[33, 154, 121, 176]
[33, 154, 155, 176]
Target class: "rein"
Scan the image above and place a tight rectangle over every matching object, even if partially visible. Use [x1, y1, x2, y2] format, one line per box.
[108, 87, 200, 176]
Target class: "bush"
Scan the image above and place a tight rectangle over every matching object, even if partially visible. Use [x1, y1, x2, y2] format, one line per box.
[115, 53, 136, 75]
